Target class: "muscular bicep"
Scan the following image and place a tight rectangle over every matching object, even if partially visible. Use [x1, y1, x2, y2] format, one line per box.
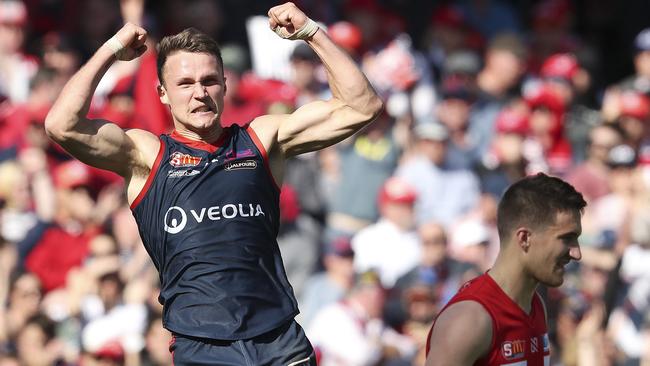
[47, 118, 155, 177]
[277, 98, 377, 157]
[426, 301, 493, 366]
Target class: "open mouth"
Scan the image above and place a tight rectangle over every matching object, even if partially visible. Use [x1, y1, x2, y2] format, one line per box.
[192, 105, 214, 114]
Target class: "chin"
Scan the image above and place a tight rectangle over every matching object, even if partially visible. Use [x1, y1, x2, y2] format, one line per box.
[189, 116, 218, 130]
[541, 274, 564, 288]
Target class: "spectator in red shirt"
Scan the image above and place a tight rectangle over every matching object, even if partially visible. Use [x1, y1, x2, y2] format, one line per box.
[21, 160, 101, 292]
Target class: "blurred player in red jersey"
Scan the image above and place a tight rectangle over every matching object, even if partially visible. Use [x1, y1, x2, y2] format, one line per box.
[425, 172, 586, 365]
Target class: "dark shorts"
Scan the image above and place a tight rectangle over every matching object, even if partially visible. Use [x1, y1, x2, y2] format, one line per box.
[169, 320, 316, 366]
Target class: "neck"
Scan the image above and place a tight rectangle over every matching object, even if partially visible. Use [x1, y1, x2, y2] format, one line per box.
[173, 125, 223, 144]
[488, 251, 538, 313]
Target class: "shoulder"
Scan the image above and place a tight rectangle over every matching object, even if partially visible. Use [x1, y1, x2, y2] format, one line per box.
[427, 300, 493, 363]
[125, 128, 161, 167]
[434, 300, 493, 334]
[125, 128, 159, 145]
[125, 128, 160, 153]
[247, 114, 285, 155]
[248, 115, 283, 140]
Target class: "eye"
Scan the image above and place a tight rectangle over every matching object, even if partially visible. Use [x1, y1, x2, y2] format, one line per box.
[202, 78, 219, 86]
[177, 80, 193, 88]
[561, 235, 579, 247]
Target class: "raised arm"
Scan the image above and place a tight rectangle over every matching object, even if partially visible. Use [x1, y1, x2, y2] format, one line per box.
[251, 2, 383, 158]
[44, 23, 157, 177]
[425, 301, 493, 366]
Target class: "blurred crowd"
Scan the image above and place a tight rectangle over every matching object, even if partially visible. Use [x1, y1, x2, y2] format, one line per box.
[1, 0, 650, 365]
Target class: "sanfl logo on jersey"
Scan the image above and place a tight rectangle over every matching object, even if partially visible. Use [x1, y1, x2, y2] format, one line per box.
[502, 339, 526, 360]
[170, 152, 202, 167]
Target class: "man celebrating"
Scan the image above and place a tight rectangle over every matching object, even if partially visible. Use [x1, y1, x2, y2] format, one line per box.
[425, 173, 586, 365]
[45, 3, 382, 365]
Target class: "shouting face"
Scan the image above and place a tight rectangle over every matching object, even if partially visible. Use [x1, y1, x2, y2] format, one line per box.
[158, 51, 226, 133]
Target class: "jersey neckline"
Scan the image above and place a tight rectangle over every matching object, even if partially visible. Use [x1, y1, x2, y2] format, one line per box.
[170, 128, 230, 153]
[484, 271, 539, 323]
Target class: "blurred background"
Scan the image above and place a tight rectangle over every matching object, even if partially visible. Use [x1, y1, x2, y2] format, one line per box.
[1, 0, 650, 365]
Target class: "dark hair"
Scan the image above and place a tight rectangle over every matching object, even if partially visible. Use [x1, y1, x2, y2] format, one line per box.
[156, 27, 223, 85]
[22, 313, 56, 341]
[496, 173, 586, 242]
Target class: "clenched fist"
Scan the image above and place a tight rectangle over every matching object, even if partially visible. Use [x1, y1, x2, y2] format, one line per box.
[268, 2, 319, 40]
[106, 22, 148, 61]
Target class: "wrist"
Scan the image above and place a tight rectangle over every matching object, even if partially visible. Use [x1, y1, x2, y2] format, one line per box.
[104, 36, 126, 59]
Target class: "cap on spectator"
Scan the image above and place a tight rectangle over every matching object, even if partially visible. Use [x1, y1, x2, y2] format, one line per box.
[0, 0, 27, 26]
[414, 122, 448, 141]
[378, 177, 417, 206]
[53, 160, 91, 189]
[634, 28, 650, 53]
[324, 236, 354, 257]
[328, 21, 362, 52]
[525, 84, 565, 113]
[607, 144, 637, 168]
[619, 91, 650, 120]
[440, 79, 474, 101]
[495, 107, 529, 135]
[540, 53, 579, 81]
[290, 43, 319, 62]
[93, 340, 124, 361]
[443, 50, 481, 76]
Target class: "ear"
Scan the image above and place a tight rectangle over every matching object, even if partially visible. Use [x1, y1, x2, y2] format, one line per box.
[515, 227, 531, 252]
[157, 84, 170, 105]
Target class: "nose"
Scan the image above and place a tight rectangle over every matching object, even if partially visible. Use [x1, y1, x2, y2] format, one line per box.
[569, 245, 582, 261]
[193, 82, 208, 98]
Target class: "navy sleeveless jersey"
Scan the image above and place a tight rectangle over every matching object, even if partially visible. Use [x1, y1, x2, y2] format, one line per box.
[131, 124, 298, 340]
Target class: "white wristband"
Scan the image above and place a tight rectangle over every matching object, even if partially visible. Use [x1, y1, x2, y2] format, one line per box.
[105, 36, 125, 57]
[274, 18, 319, 40]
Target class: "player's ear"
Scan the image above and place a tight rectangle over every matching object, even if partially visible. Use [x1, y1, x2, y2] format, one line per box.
[515, 228, 531, 252]
[158, 84, 170, 105]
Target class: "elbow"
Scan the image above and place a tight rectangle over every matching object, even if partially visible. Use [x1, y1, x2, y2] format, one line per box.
[44, 115, 62, 141]
[368, 95, 384, 120]
[359, 95, 383, 124]
[44, 112, 72, 143]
